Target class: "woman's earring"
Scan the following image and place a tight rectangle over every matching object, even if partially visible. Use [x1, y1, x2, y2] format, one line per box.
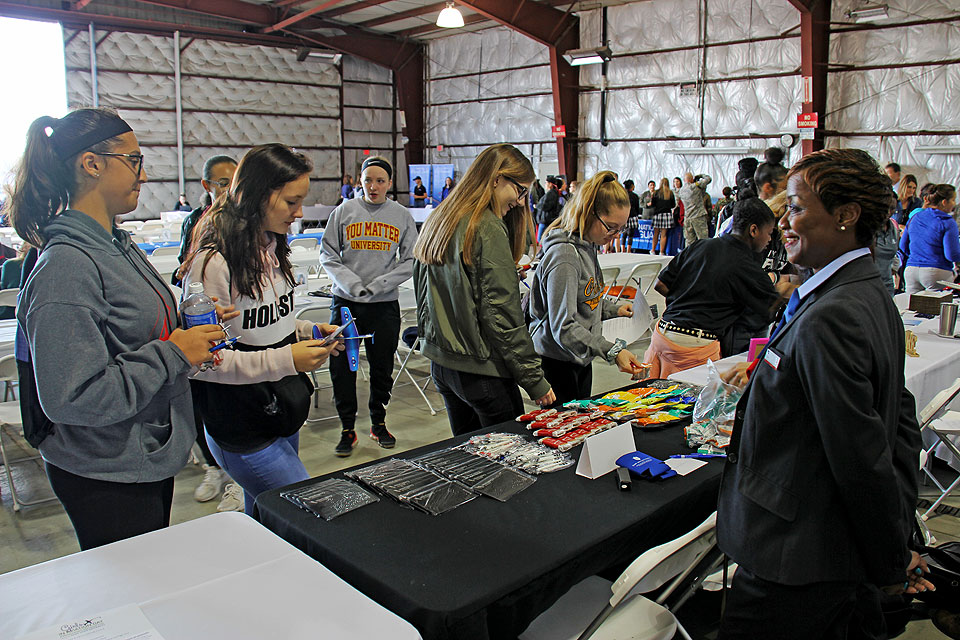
[840, 225, 846, 231]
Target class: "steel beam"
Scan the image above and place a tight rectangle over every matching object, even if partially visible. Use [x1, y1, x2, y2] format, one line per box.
[453, 0, 580, 179]
[799, 0, 830, 154]
[357, 2, 446, 28]
[266, 0, 345, 33]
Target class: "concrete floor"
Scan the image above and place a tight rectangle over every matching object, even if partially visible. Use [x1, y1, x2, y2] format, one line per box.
[2, 322, 959, 639]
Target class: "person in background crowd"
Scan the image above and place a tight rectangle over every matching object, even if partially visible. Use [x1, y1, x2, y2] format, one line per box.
[899, 183, 960, 294]
[652, 178, 676, 256]
[735, 157, 760, 201]
[528, 171, 645, 404]
[321, 156, 417, 456]
[536, 177, 562, 242]
[440, 176, 455, 202]
[176, 155, 237, 284]
[893, 174, 920, 227]
[717, 148, 929, 639]
[414, 144, 555, 435]
[875, 199, 901, 297]
[353, 173, 364, 200]
[679, 172, 712, 245]
[886, 162, 902, 191]
[621, 179, 642, 254]
[170, 154, 240, 509]
[184, 144, 342, 514]
[412, 175, 429, 208]
[0, 242, 32, 319]
[340, 174, 354, 203]
[645, 198, 790, 374]
[714, 186, 734, 232]
[755, 151, 788, 201]
[10, 108, 224, 549]
[174, 193, 192, 212]
[641, 180, 656, 221]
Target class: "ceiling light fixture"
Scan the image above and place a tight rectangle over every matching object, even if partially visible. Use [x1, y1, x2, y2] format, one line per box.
[295, 47, 341, 64]
[563, 46, 613, 66]
[847, 4, 889, 22]
[436, 2, 465, 28]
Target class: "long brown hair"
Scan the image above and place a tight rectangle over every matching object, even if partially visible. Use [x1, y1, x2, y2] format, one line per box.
[547, 171, 629, 239]
[898, 174, 918, 207]
[657, 178, 673, 200]
[414, 144, 535, 265]
[186, 144, 311, 299]
[6, 108, 130, 247]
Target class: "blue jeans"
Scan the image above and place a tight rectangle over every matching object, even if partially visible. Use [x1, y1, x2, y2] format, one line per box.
[204, 432, 309, 514]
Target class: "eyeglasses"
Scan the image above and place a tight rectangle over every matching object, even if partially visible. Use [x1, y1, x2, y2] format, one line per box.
[502, 175, 528, 202]
[99, 152, 145, 176]
[207, 177, 231, 188]
[593, 211, 625, 234]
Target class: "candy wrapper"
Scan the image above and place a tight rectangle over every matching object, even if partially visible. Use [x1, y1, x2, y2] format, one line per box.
[461, 432, 575, 474]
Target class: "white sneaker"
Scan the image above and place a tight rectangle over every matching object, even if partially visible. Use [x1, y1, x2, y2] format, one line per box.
[193, 464, 225, 502]
[217, 483, 244, 512]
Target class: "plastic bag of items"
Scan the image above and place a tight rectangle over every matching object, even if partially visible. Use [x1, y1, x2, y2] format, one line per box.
[684, 360, 741, 451]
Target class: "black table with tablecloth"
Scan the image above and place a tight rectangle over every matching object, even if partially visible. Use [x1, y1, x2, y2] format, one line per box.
[254, 420, 722, 640]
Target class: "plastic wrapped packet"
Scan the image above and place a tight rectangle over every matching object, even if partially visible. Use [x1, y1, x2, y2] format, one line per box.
[345, 458, 478, 515]
[281, 478, 379, 521]
[460, 433, 575, 474]
[474, 468, 537, 502]
[413, 448, 505, 489]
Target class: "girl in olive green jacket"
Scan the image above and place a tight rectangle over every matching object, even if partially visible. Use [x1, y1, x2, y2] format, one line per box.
[414, 144, 554, 435]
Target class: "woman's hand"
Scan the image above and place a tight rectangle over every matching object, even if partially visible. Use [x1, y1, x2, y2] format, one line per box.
[312, 324, 346, 355]
[209, 296, 240, 322]
[169, 325, 225, 366]
[291, 340, 338, 372]
[615, 349, 648, 379]
[904, 550, 936, 594]
[535, 388, 557, 407]
[721, 362, 751, 389]
[617, 303, 633, 318]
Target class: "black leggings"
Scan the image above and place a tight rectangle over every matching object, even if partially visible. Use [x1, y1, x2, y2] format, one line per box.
[45, 462, 175, 550]
[431, 363, 523, 436]
[540, 355, 592, 406]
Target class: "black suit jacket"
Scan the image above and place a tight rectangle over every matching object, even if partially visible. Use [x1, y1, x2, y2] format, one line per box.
[717, 255, 920, 587]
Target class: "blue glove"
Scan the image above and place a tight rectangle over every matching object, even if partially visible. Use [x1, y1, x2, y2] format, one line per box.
[616, 451, 678, 481]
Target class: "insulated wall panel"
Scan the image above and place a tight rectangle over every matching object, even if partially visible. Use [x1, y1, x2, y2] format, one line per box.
[826, 0, 960, 183]
[183, 113, 340, 148]
[181, 40, 339, 86]
[180, 79, 339, 117]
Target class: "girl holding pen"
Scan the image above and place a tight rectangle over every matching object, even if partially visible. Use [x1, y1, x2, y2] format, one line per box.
[182, 144, 343, 514]
[527, 171, 644, 405]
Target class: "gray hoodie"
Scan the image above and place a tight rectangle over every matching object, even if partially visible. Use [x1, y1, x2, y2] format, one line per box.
[320, 197, 417, 303]
[528, 229, 621, 366]
[18, 210, 195, 482]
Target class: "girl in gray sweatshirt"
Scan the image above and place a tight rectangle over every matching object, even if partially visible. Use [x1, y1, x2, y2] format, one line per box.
[528, 171, 645, 405]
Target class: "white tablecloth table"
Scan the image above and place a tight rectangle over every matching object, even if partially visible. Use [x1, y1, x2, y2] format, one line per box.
[1, 512, 422, 640]
[597, 252, 672, 271]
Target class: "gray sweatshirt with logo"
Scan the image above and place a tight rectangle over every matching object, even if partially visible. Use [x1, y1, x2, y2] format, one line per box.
[18, 210, 195, 482]
[320, 197, 418, 303]
[528, 229, 621, 366]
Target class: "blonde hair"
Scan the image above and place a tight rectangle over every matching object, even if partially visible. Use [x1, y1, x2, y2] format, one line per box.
[547, 170, 629, 237]
[414, 144, 535, 265]
[657, 178, 673, 200]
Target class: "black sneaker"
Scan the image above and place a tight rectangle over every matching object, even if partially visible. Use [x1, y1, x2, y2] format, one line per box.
[370, 423, 396, 449]
[335, 430, 357, 457]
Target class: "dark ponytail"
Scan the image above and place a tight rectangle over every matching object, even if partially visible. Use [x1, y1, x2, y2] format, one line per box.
[6, 108, 130, 247]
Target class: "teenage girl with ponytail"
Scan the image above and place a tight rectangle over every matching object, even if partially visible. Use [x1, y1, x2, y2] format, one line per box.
[8, 108, 225, 549]
[527, 171, 645, 404]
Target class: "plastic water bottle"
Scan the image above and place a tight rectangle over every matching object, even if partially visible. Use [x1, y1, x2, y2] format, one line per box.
[180, 282, 217, 328]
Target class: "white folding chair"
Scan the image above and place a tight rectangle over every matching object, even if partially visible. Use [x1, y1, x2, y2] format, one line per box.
[151, 245, 180, 257]
[612, 262, 664, 303]
[0, 288, 19, 309]
[0, 355, 58, 512]
[289, 237, 319, 250]
[917, 378, 960, 519]
[393, 331, 440, 416]
[520, 512, 720, 640]
[600, 267, 621, 299]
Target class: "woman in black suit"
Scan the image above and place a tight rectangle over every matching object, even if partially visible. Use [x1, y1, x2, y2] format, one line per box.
[717, 149, 933, 639]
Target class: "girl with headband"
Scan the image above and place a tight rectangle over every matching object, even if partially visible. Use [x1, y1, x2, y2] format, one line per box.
[320, 156, 417, 456]
[8, 108, 226, 549]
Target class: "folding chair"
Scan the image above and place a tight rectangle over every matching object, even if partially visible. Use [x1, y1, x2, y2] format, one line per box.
[612, 262, 664, 304]
[150, 245, 180, 257]
[0, 288, 19, 310]
[393, 330, 439, 416]
[520, 512, 721, 640]
[0, 355, 57, 512]
[600, 267, 621, 299]
[289, 237, 319, 250]
[917, 378, 960, 520]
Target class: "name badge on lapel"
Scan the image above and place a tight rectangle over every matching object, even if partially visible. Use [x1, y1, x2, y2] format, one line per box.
[764, 349, 781, 370]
